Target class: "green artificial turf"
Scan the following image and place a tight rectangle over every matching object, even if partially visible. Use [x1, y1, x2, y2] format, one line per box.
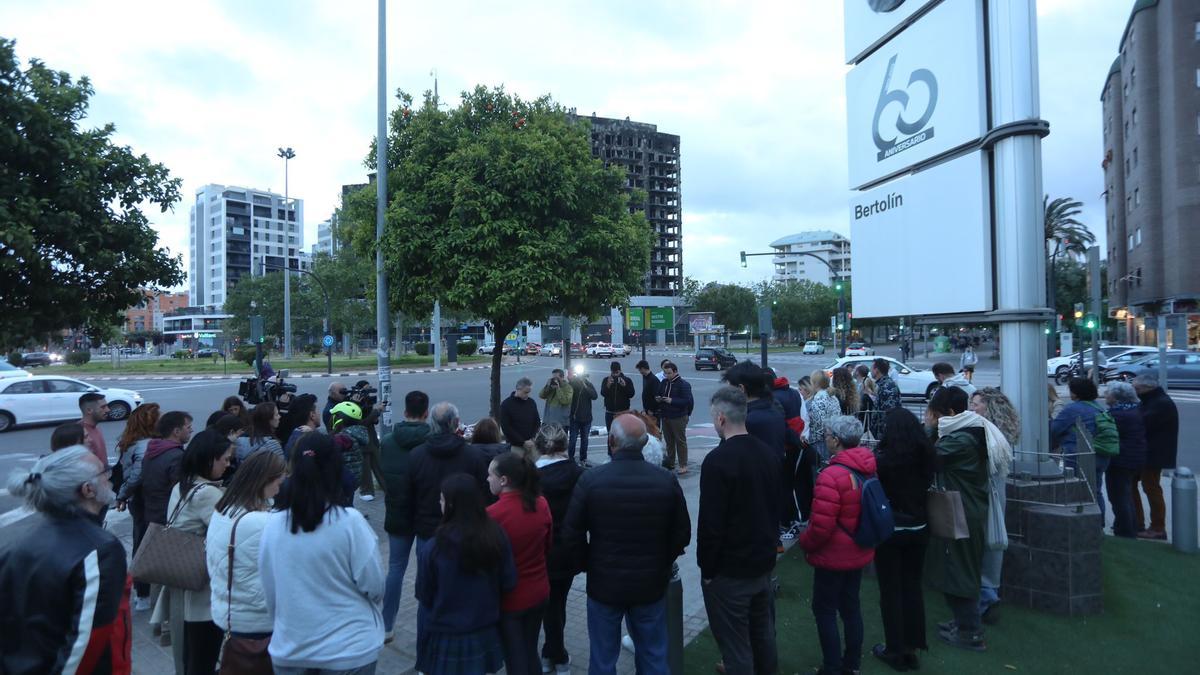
[685, 537, 1199, 674]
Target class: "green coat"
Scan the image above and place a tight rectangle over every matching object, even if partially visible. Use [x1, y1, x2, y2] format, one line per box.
[381, 421, 431, 536]
[924, 427, 989, 599]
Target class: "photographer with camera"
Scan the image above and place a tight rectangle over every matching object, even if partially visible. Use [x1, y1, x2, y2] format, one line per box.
[567, 365, 598, 464]
[347, 380, 386, 502]
[601, 361, 636, 430]
[539, 369, 574, 428]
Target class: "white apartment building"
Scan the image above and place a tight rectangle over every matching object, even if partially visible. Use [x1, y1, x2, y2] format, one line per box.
[313, 218, 337, 256]
[189, 184, 305, 309]
[770, 230, 851, 285]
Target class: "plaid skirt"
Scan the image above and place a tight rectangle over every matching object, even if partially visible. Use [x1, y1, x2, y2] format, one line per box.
[415, 625, 504, 675]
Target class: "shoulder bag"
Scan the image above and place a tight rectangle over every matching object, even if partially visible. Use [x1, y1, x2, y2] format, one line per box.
[926, 472, 970, 540]
[218, 510, 273, 675]
[130, 482, 211, 591]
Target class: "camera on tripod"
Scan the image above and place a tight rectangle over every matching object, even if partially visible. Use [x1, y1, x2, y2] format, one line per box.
[347, 380, 378, 409]
[238, 372, 298, 412]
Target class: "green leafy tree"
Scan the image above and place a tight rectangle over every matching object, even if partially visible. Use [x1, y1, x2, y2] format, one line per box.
[222, 273, 324, 344]
[346, 86, 651, 414]
[0, 39, 184, 348]
[693, 282, 757, 333]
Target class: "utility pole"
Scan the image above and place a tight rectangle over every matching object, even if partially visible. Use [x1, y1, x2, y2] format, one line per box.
[1088, 246, 1101, 385]
[375, 0, 392, 430]
[277, 146, 295, 359]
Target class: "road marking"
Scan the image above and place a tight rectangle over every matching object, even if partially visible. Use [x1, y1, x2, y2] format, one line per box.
[136, 382, 239, 392]
[0, 507, 33, 528]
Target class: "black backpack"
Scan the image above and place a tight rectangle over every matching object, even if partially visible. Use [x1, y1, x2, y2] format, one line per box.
[838, 466, 895, 548]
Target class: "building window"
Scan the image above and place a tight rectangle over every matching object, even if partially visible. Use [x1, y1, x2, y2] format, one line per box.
[1134, 188, 1140, 206]
[1133, 147, 1138, 167]
[1132, 108, 1137, 126]
[1195, 20, 1200, 41]
[1196, 68, 1200, 88]
[1125, 158, 1131, 176]
[1130, 67, 1135, 88]
[1128, 234, 1134, 251]
[1124, 120, 1129, 139]
[1136, 227, 1142, 246]
[1126, 196, 1132, 213]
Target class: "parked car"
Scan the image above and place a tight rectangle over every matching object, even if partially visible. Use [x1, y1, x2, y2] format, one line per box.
[548, 343, 563, 357]
[825, 356, 938, 400]
[0, 361, 32, 380]
[612, 343, 632, 356]
[195, 348, 224, 358]
[1105, 351, 1200, 387]
[478, 343, 513, 356]
[694, 347, 738, 371]
[20, 352, 53, 367]
[0, 376, 142, 432]
[802, 341, 826, 355]
[844, 342, 875, 357]
[586, 342, 615, 358]
[1097, 347, 1159, 380]
[1046, 344, 1144, 378]
[526, 343, 542, 356]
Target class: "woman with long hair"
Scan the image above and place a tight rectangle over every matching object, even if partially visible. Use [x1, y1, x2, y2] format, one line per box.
[223, 395, 249, 425]
[276, 393, 320, 451]
[150, 430, 233, 675]
[831, 367, 861, 417]
[416, 473, 516, 675]
[236, 401, 284, 461]
[205, 451, 287, 662]
[808, 370, 842, 465]
[471, 417, 511, 460]
[533, 425, 583, 673]
[258, 433, 384, 674]
[968, 388, 1019, 625]
[487, 452, 553, 675]
[114, 402, 161, 610]
[871, 408, 936, 671]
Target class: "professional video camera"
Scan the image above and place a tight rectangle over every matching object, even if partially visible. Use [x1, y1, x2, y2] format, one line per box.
[238, 374, 298, 412]
[347, 380, 378, 410]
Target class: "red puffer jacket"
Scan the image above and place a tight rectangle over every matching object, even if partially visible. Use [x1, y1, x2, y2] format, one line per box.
[799, 447, 877, 571]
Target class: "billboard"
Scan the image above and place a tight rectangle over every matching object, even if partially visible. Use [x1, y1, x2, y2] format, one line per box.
[849, 152, 992, 317]
[845, 0, 986, 189]
[844, 0, 939, 64]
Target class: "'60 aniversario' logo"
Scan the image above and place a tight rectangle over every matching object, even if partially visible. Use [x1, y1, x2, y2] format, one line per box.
[872, 54, 938, 162]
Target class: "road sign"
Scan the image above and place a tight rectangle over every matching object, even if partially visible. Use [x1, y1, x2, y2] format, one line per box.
[758, 307, 773, 336]
[322, 334, 335, 348]
[648, 307, 674, 330]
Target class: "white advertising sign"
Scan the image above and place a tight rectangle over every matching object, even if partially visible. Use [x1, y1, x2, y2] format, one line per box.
[849, 152, 992, 318]
[844, 0, 939, 64]
[845, 0, 986, 190]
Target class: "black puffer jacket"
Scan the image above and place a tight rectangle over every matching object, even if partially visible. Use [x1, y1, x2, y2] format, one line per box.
[139, 439, 184, 525]
[562, 450, 691, 606]
[538, 458, 585, 579]
[1139, 386, 1179, 469]
[1108, 404, 1148, 471]
[408, 433, 490, 538]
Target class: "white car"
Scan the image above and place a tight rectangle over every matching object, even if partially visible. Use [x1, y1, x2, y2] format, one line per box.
[844, 342, 875, 357]
[548, 343, 563, 357]
[825, 356, 939, 400]
[1045, 344, 1144, 378]
[802, 341, 826, 355]
[0, 376, 142, 432]
[612, 343, 632, 356]
[586, 342, 615, 358]
[0, 361, 32, 380]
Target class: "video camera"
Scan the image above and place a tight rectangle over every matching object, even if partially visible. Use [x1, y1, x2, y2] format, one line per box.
[347, 380, 378, 410]
[238, 374, 298, 412]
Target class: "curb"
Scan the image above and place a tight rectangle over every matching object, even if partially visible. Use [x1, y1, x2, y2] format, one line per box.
[71, 364, 500, 382]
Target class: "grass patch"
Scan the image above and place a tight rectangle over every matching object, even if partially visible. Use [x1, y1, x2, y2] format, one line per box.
[684, 536, 1199, 673]
[51, 354, 490, 377]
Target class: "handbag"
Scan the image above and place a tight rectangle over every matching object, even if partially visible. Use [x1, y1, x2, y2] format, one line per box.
[218, 511, 273, 675]
[130, 483, 211, 591]
[927, 472, 970, 540]
[985, 477, 1009, 551]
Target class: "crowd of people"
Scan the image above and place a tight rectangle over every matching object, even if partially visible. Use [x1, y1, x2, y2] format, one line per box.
[0, 355, 1180, 675]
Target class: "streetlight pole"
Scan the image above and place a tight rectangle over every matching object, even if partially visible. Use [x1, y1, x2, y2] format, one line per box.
[741, 249, 847, 353]
[375, 0, 392, 430]
[277, 146, 295, 360]
[263, 262, 331, 375]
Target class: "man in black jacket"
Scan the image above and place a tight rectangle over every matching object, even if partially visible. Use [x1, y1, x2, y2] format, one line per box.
[1, 446, 130, 674]
[636, 360, 659, 417]
[567, 368, 598, 464]
[657, 361, 694, 474]
[600, 361, 636, 429]
[1133, 373, 1179, 540]
[499, 377, 540, 453]
[699, 386, 781, 675]
[407, 402, 489, 542]
[562, 414, 691, 675]
[380, 390, 431, 639]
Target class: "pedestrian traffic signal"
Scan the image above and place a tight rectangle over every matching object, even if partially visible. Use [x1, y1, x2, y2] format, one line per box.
[1085, 316, 1097, 330]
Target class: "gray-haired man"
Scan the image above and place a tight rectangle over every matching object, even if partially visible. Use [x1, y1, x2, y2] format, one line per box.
[407, 402, 489, 543]
[500, 377, 541, 453]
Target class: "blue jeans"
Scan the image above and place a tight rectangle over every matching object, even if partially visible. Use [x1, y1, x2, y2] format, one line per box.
[586, 596, 668, 675]
[382, 534, 415, 632]
[811, 567, 864, 672]
[568, 418, 591, 462]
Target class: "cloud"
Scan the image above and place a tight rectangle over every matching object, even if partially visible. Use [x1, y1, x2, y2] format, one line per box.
[0, 0, 1127, 296]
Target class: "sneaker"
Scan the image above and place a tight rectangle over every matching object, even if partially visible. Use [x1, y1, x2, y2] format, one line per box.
[871, 644, 909, 672]
[780, 525, 799, 541]
[938, 626, 986, 652]
[384, 629, 394, 644]
[360, 494, 375, 502]
[540, 657, 553, 673]
[132, 596, 151, 612]
[936, 619, 956, 633]
[1137, 529, 1167, 541]
[554, 656, 571, 674]
[621, 634, 635, 653]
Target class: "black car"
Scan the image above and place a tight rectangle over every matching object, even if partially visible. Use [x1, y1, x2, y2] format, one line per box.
[21, 352, 52, 367]
[694, 347, 738, 371]
[195, 348, 224, 358]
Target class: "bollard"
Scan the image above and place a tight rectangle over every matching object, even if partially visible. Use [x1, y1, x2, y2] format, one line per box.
[1172, 467, 1198, 554]
[667, 566, 684, 675]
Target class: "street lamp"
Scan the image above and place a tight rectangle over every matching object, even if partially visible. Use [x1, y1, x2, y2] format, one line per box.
[740, 249, 848, 354]
[277, 146, 296, 360]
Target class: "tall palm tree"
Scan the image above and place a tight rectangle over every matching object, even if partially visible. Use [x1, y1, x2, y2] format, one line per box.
[1044, 195, 1094, 259]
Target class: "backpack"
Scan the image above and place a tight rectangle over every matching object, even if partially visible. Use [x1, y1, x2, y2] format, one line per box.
[839, 466, 895, 548]
[1086, 402, 1120, 457]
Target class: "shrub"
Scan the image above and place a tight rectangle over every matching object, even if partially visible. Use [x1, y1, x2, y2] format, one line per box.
[456, 340, 477, 357]
[66, 350, 91, 365]
[304, 343, 322, 357]
[171, 349, 191, 360]
[7, 352, 23, 367]
[234, 345, 259, 366]
[414, 342, 432, 356]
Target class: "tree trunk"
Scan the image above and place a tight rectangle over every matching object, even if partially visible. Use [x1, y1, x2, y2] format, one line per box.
[489, 317, 518, 418]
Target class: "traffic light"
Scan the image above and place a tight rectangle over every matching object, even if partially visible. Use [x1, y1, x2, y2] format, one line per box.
[835, 281, 843, 292]
[740, 251, 747, 268]
[1073, 302, 1085, 319]
[1044, 326, 1051, 335]
[1085, 315, 1097, 330]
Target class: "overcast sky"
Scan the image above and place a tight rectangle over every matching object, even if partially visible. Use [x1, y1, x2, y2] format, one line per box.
[2, 0, 1128, 289]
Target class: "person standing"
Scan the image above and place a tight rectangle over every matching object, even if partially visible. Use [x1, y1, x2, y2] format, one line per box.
[470, 417, 512, 461]
[723, 362, 794, 543]
[931, 363, 977, 397]
[799, 416, 877, 675]
[924, 387, 995, 653]
[322, 381, 349, 430]
[487, 453, 553, 675]
[415, 474, 515, 675]
[114, 402, 161, 612]
[534, 426, 585, 673]
[960, 346, 979, 383]
[1132, 373, 1178, 540]
[205, 451, 287, 664]
[259, 433, 385, 675]
[500, 378, 541, 454]
[150, 430, 233, 675]
[1051, 378, 1105, 517]
[237, 401, 284, 461]
[567, 368, 598, 465]
[600, 362, 636, 430]
[871, 408, 935, 672]
[767, 367, 807, 532]
[699, 387, 781, 675]
[807, 370, 842, 465]
[830, 367, 861, 417]
[1103, 382, 1148, 538]
[657, 361, 694, 475]
[967, 388, 1018, 625]
[380, 390, 432, 641]
[140, 411, 195, 528]
[872, 359, 903, 425]
[329, 401, 368, 490]
[562, 415, 691, 675]
[1, 446, 130, 675]
[77, 392, 110, 466]
[539, 369, 574, 429]
[636, 360, 659, 418]
[408, 403, 491, 546]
